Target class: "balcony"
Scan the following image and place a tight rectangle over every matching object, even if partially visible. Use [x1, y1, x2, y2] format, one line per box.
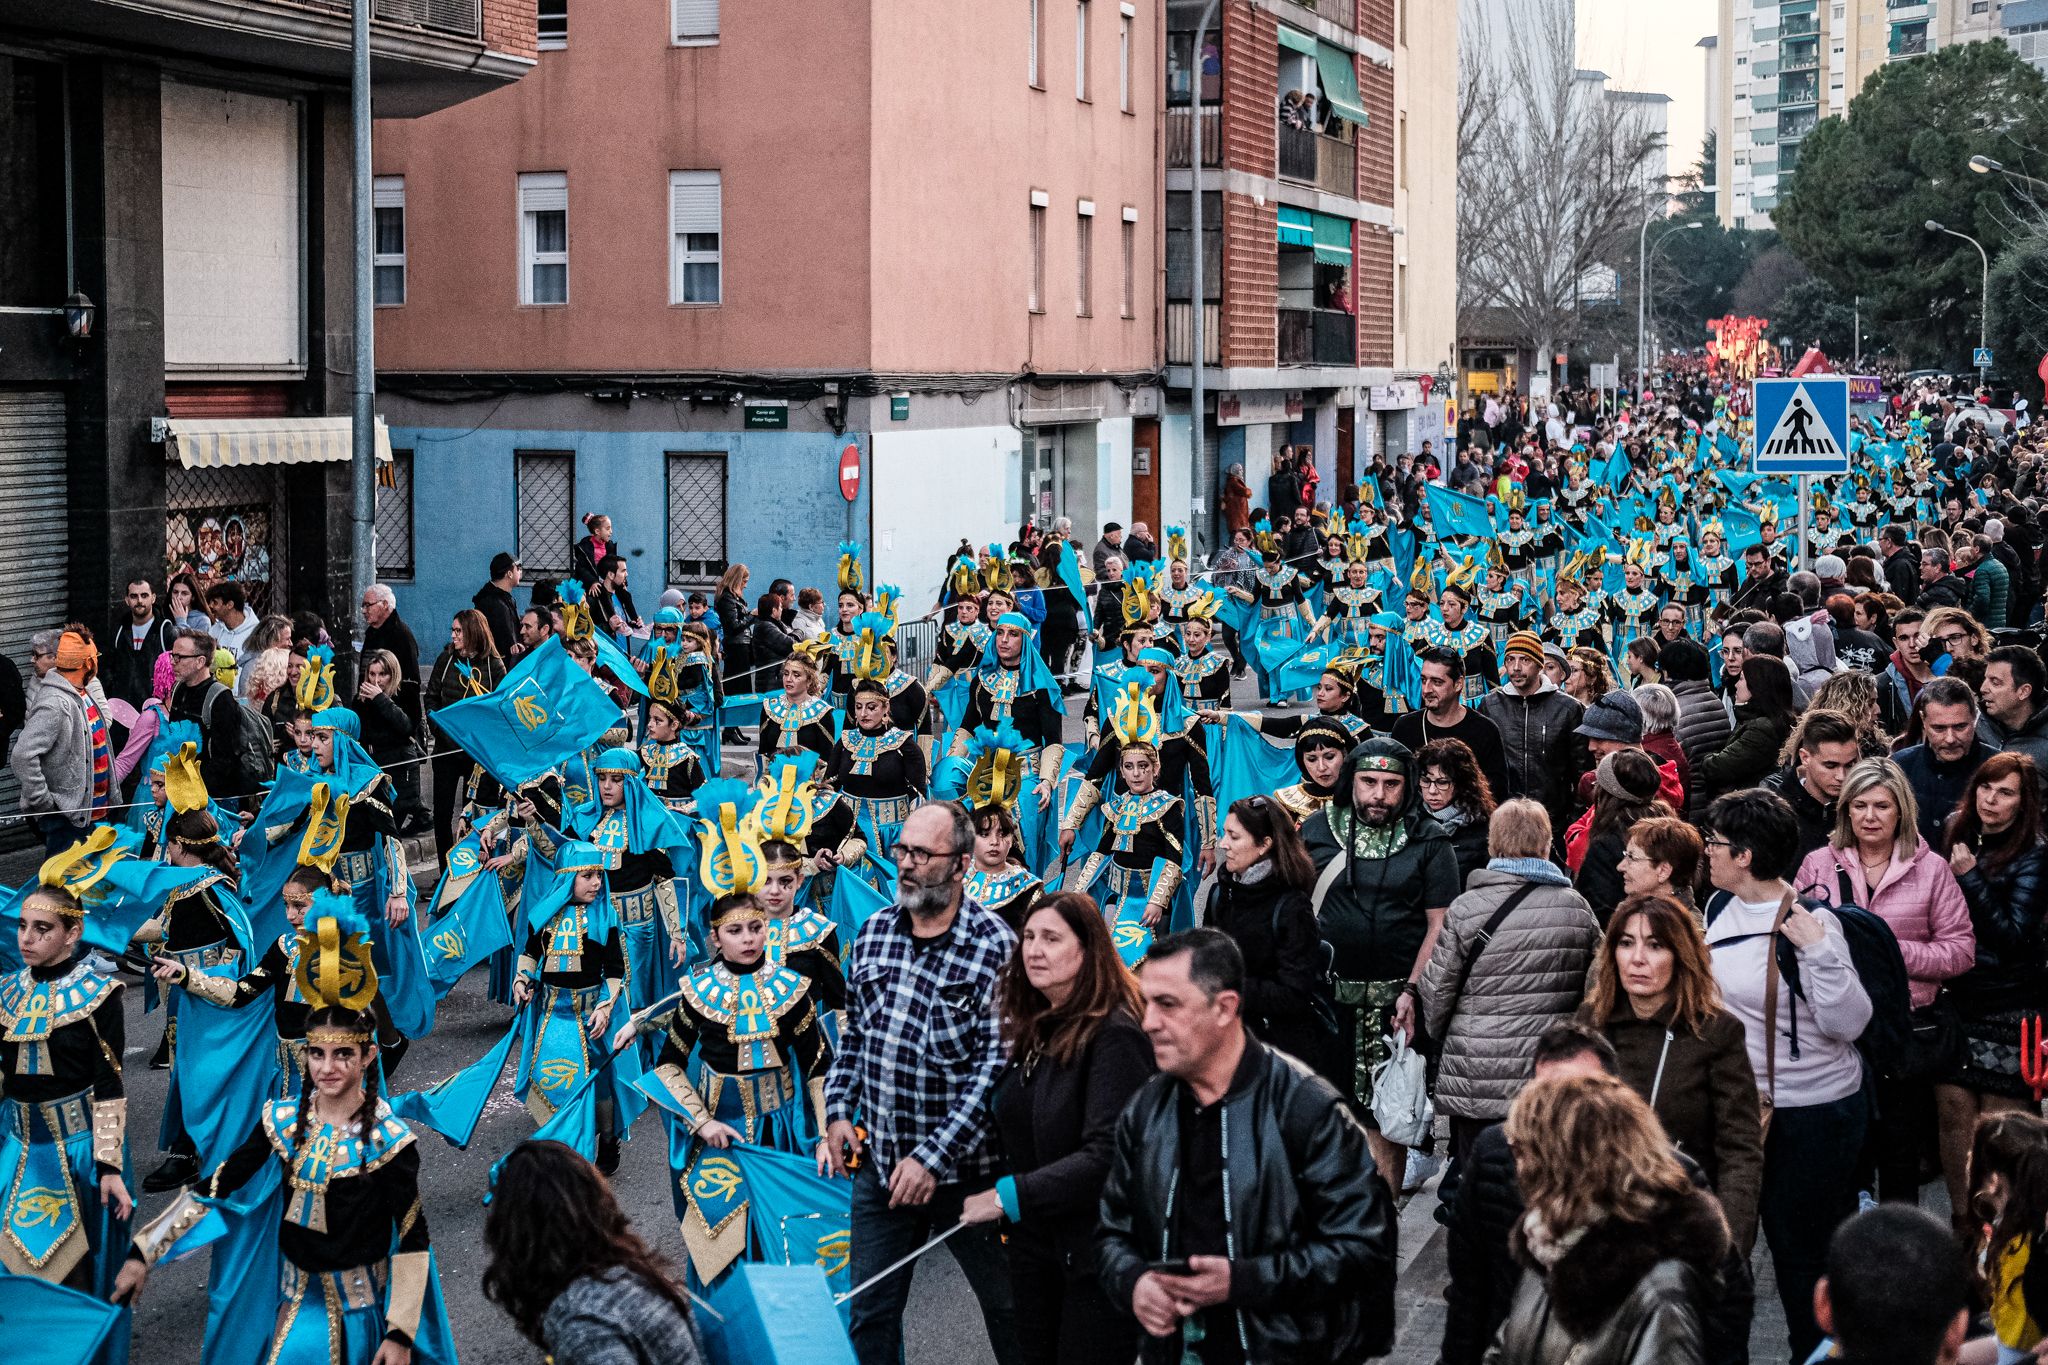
[1278, 308, 1355, 366]
[1278, 121, 1359, 195]
[1779, 107, 1819, 139]
[300, 0, 479, 38]
[1890, 23, 1930, 55]
[1781, 13, 1818, 36]
[1280, 122, 1318, 182]
[1167, 106, 1223, 168]
[1780, 43, 1820, 72]
[1778, 75, 1819, 106]
[1166, 302, 1222, 366]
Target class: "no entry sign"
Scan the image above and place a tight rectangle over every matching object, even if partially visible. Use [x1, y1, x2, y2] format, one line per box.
[838, 443, 861, 502]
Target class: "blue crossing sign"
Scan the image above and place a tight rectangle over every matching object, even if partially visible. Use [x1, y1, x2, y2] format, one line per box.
[1753, 376, 1850, 475]
[1974, 347, 1995, 369]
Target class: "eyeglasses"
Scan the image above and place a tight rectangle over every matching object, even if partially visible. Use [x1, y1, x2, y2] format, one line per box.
[1417, 774, 1455, 789]
[1701, 836, 1731, 850]
[891, 843, 962, 869]
[1619, 847, 1653, 864]
[169, 649, 205, 661]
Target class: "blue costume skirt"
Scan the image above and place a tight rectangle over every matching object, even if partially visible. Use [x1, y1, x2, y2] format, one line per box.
[612, 882, 672, 1021]
[1080, 859, 1180, 967]
[517, 984, 609, 1126]
[0, 1093, 130, 1336]
[1249, 607, 1310, 703]
[266, 1263, 398, 1365]
[655, 1049, 813, 1245]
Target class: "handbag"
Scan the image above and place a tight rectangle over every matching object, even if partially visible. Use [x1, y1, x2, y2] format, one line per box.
[1897, 994, 1967, 1084]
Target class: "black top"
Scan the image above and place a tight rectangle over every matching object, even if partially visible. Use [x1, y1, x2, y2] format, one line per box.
[162, 881, 239, 953]
[609, 846, 675, 897]
[206, 1112, 430, 1284]
[822, 726, 928, 800]
[471, 582, 520, 661]
[1171, 1042, 1260, 1365]
[654, 958, 830, 1086]
[960, 673, 1063, 751]
[1389, 708, 1511, 803]
[523, 914, 626, 991]
[362, 615, 425, 733]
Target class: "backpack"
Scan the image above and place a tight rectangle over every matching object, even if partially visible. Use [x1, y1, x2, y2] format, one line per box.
[199, 681, 277, 797]
[1705, 879, 1914, 1078]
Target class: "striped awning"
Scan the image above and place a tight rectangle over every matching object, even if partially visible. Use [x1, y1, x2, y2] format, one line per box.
[164, 416, 394, 470]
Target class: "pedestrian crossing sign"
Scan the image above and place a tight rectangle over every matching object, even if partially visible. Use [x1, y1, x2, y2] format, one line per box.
[1752, 376, 1850, 475]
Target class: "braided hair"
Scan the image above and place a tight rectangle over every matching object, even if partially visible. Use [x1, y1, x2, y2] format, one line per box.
[166, 809, 240, 886]
[294, 1005, 382, 1154]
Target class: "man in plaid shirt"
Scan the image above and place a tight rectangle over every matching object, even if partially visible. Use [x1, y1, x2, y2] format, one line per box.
[820, 800, 1023, 1365]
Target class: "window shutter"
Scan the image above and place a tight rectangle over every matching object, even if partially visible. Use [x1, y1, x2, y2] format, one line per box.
[670, 172, 721, 234]
[373, 175, 404, 209]
[519, 172, 567, 213]
[672, 0, 719, 40]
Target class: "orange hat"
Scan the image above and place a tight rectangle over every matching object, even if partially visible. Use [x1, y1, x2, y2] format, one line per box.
[54, 630, 97, 686]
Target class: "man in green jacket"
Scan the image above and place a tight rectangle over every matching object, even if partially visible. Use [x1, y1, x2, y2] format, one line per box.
[1959, 533, 2010, 628]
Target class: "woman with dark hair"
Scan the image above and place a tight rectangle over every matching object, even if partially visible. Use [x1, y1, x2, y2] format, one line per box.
[1570, 749, 1676, 929]
[959, 893, 1153, 1365]
[1694, 657, 1796, 799]
[425, 607, 506, 860]
[484, 1141, 702, 1364]
[1205, 795, 1336, 1070]
[1581, 893, 1763, 1252]
[1270, 714, 1352, 827]
[1416, 737, 1496, 888]
[1937, 750, 2048, 1225]
[966, 802, 1041, 929]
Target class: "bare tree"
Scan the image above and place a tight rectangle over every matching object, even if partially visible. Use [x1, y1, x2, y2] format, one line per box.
[1457, 0, 1666, 391]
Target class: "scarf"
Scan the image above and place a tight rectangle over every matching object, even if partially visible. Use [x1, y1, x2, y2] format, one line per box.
[1330, 806, 1409, 861]
[1521, 1209, 1598, 1271]
[1431, 802, 1474, 833]
[1233, 857, 1276, 888]
[1487, 856, 1573, 887]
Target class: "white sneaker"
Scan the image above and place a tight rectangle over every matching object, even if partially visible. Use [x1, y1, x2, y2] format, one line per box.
[1403, 1151, 1443, 1195]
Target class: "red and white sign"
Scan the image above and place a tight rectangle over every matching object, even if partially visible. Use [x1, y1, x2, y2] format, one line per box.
[838, 443, 861, 502]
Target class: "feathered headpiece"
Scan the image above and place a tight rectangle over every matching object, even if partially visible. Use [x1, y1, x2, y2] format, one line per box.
[848, 611, 896, 681]
[1108, 680, 1163, 750]
[1165, 525, 1188, 563]
[873, 584, 901, 628]
[695, 778, 766, 899]
[557, 580, 594, 641]
[837, 542, 865, 594]
[295, 893, 380, 1022]
[1120, 569, 1155, 628]
[296, 645, 338, 714]
[750, 753, 821, 859]
[947, 554, 981, 600]
[1185, 590, 1221, 623]
[36, 826, 127, 917]
[962, 723, 1030, 813]
[981, 545, 1013, 593]
[1252, 515, 1279, 559]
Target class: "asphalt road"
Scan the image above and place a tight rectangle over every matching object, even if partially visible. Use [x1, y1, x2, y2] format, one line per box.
[48, 666, 1855, 1363]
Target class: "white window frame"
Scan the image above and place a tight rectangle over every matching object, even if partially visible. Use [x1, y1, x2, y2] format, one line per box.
[518, 171, 568, 307]
[1029, 193, 1048, 313]
[1077, 0, 1091, 100]
[537, 0, 566, 50]
[1030, 0, 1043, 86]
[672, 0, 718, 47]
[372, 175, 406, 307]
[669, 171, 723, 306]
[1120, 206, 1136, 319]
[1119, 4, 1134, 112]
[1076, 200, 1094, 316]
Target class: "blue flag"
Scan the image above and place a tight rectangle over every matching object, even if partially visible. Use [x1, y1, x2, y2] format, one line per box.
[1719, 503, 1763, 555]
[390, 1021, 520, 1149]
[589, 631, 651, 698]
[1423, 484, 1496, 542]
[1212, 714, 1298, 822]
[421, 836, 516, 996]
[432, 636, 624, 788]
[725, 1143, 856, 1312]
[0, 1272, 127, 1365]
[1597, 441, 1633, 492]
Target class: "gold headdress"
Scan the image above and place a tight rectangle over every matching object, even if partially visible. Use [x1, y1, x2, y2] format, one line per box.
[1486, 541, 1508, 574]
[695, 779, 766, 906]
[35, 826, 126, 918]
[1108, 681, 1163, 750]
[295, 646, 338, 714]
[948, 555, 980, 599]
[981, 547, 1014, 594]
[295, 783, 351, 875]
[750, 760, 819, 871]
[163, 741, 209, 817]
[1625, 538, 1653, 569]
[849, 612, 895, 681]
[1444, 555, 1482, 595]
[873, 584, 901, 628]
[1185, 590, 1222, 623]
[1166, 525, 1189, 563]
[647, 646, 682, 705]
[963, 725, 1029, 813]
[1409, 550, 1436, 596]
[294, 895, 380, 1022]
[1699, 517, 1726, 543]
[1120, 571, 1155, 628]
[558, 584, 595, 641]
[837, 542, 865, 594]
[1345, 532, 1372, 564]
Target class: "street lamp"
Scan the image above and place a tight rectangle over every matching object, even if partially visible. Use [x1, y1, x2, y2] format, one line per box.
[1925, 218, 1990, 387]
[1970, 154, 2048, 194]
[1636, 215, 1703, 397]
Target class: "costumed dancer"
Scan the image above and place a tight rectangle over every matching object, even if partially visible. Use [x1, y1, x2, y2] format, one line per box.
[1153, 537, 1202, 644]
[137, 748, 254, 1196]
[1230, 653, 1374, 746]
[1475, 547, 1530, 656]
[1061, 688, 1186, 966]
[1496, 504, 1538, 572]
[840, 600, 928, 735]
[0, 867, 132, 1313]
[959, 729, 1043, 930]
[1412, 573, 1497, 703]
[1228, 543, 1313, 705]
[617, 808, 833, 1285]
[580, 747, 689, 1012]
[636, 691, 706, 813]
[1605, 547, 1662, 664]
[1529, 501, 1567, 574]
[1695, 522, 1738, 599]
[511, 842, 635, 1174]
[640, 619, 711, 807]
[757, 650, 836, 773]
[1545, 556, 1609, 654]
[1061, 651, 1213, 872]
[1308, 550, 1382, 651]
[926, 581, 990, 695]
[1660, 539, 1713, 636]
[115, 928, 457, 1365]
[1353, 500, 1397, 583]
[1170, 596, 1233, 716]
[944, 612, 1066, 875]
[818, 677, 929, 882]
[1083, 609, 1155, 752]
[1270, 715, 1354, 827]
[824, 545, 868, 704]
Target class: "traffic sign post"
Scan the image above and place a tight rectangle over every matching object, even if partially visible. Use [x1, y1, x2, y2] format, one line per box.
[838, 441, 861, 545]
[1753, 375, 1850, 572]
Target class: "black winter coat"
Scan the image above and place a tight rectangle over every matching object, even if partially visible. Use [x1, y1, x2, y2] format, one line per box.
[1573, 831, 1629, 930]
[1950, 836, 2048, 1014]
[991, 1011, 1154, 1273]
[1204, 868, 1335, 1073]
[350, 690, 417, 767]
[1097, 1039, 1397, 1365]
[1476, 684, 1585, 829]
[1446, 1124, 1754, 1365]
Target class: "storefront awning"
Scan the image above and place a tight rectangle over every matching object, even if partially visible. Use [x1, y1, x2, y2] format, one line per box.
[1315, 43, 1371, 128]
[164, 416, 394, 470]
[1311, 211, 1353, 265]
[1277, 205, 1315, 248]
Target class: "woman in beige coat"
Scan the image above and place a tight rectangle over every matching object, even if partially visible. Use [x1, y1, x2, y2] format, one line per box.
[1421, 798, 1603, 1170]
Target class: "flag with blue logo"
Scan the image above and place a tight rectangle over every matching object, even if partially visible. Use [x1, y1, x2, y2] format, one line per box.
[725, 1143, 856, 1318]
[432, 636, 624, 788]
[421, 832, 515, 997]
[1719, 503, 1763, 555]
[1424, 484, 1496, 542]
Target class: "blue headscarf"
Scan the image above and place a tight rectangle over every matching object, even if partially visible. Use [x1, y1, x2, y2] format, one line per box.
[577, 747, 689, 855]
[1135, 646, 1192, 735]
[978, 612, 1066, 715]
[521, 840, 620, 940]
[309, 707, 385, 798]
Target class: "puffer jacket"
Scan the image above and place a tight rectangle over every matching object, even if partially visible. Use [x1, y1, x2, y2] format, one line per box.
[1669, 681, 1732, 815]
[1097, 1039, 1398, 1364]
[1418, 866, 1601, 1119]
[1949, 836, 2048, 1013]
[1978, 700, 2048, 777]
[1477, 679, 1584, 826]
[1794, 840, 1976, 1007]
[1485, 1183, 1734, 1365]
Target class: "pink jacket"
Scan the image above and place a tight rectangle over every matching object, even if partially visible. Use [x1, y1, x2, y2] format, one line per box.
[1794, 841, 1976, 1007]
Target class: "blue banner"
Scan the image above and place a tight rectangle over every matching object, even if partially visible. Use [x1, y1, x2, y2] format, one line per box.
[431, 636, 625, 788]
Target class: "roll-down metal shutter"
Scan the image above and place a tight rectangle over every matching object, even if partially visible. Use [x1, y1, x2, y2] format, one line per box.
[0, 390, 71, 818]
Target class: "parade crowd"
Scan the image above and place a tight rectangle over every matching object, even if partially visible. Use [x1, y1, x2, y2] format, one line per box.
[4, 366, 2048, 1365]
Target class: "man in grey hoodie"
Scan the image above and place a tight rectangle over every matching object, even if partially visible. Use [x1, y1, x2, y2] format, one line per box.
[11, 629, 108, 852]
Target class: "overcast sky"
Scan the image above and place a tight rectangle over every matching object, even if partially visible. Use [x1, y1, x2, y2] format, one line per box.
[1577, 0, 1716, 178]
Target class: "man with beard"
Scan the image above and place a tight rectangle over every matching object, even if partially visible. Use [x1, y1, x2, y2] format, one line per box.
[1299, 738, 1461, 1195]
[820, 800, 1022, 1365]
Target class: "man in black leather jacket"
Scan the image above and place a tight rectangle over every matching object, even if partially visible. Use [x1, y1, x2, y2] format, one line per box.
[1097, 929, 1398, 1365]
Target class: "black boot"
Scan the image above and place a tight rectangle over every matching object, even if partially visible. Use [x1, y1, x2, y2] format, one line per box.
[142, 1151, 200, 1193]
[595, 1132, 621, 1176]
[147, 1020, 173, 1071]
